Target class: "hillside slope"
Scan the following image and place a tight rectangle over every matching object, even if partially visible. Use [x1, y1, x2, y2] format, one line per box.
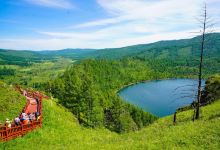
[1, 98, 219, 149]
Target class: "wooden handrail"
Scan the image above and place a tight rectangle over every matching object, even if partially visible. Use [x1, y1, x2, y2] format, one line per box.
[0, 87, 47, 142]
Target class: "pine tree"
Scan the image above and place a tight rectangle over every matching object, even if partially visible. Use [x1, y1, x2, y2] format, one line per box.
[81, 72, 103, 127]
[63, 70, 83, 122]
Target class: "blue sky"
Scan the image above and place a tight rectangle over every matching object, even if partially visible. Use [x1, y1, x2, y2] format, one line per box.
[0, 0, 219, 50]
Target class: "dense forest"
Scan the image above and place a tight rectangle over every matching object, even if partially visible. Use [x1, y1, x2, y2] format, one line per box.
[49, 60, 158, 132]
[0, 66, 15, 77]
[202, 74, 220, 103]
[83, 33, 220, 60]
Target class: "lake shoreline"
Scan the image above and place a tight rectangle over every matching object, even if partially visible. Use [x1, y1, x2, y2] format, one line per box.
[117, 78, 205, 117]
[117, 77, 199, 94]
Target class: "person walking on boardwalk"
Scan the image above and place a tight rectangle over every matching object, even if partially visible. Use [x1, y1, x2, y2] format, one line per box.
[14, 117, 21, 126]
[36, 97, 39, 111]
[5, 118, 12, 128]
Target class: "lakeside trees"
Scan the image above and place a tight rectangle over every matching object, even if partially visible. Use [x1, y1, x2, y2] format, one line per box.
[48, 50, 220, 132]
[49, 59, 158, 132]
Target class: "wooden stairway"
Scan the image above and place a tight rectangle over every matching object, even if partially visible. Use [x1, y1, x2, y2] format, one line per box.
[0, 88, 47, 142]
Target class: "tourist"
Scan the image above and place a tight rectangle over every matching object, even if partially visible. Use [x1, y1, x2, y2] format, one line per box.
[23, 119, 29, 125]
[30, 112, 36, 121]
[28, 112, 35, 121]
[14, 117, 21, 126]
[21, 111, 26, 118]
[37, 115, 41, 121]
[20, 112, 26, 122]
[19, 115, 24, 123]
[21, 112, 29, 123]
[35, 112, 40, 119]
[23, 116, 29, 125]
[27, 112, 31, 120]
[5, 118, 12, 128]
[36, 97, 39, 111]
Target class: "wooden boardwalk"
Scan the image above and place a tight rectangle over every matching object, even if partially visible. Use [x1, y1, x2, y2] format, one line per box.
[0, 88, 46, 142]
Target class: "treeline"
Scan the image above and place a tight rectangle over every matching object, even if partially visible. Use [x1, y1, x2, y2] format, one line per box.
[48, 59, 158, 133]
[0, 49, 54, 67]
[202, 74, 220, 103]
[0, 66, 15, 77]
[86, 33, 220, 60]
[129, 43, 220, 79]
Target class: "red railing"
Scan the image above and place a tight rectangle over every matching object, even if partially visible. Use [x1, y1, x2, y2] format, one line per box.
[0, 87, 46, 142]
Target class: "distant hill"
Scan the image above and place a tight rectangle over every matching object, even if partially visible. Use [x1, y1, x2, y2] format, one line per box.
[37, 48, 96, 59]
[0, 33, 219, 66]
[85, 33, 220, 60]
[0, 49, 44, 66]
[84, 33, 220, 77]
[0, 48, 95, 66]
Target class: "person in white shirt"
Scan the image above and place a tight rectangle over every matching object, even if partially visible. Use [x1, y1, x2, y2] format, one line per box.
[5, 118, 11, 128]
[14, 117, 21, 126]
[21, 112, 26, 118]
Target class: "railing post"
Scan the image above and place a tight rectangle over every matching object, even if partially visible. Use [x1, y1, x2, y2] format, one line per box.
[21, 124, 23, 136]
[5, 126, 8, 141]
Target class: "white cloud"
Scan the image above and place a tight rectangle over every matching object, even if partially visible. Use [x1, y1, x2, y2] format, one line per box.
[1, 27, 220, 50]
[1, 0, 220, 50]
[74, 17, 125, 28]
[24, 0, 74, 9]
[2, 28, 220, 50]
[76, 0, 201, 28]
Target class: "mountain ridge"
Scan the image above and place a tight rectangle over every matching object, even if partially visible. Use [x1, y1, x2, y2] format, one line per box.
[1, 32, 219, 56]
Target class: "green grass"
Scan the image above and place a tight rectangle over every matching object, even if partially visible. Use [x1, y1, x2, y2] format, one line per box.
[1, 98, 219, 149]
[0, 81, 26, 123]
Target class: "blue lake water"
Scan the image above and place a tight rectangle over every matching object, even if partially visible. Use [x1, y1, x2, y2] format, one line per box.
[118, 79, 205, 117]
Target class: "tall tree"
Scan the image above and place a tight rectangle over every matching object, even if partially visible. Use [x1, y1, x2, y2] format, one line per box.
[63, 69, 83, 122]
[195, 3, 210, 119]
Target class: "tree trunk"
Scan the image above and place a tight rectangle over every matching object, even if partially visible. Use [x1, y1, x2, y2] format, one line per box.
[195, 4, 207, 119]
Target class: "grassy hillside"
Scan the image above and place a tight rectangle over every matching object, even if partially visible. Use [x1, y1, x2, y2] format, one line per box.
[1, 98, 219, 149]
[0, 81, 26, 123]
